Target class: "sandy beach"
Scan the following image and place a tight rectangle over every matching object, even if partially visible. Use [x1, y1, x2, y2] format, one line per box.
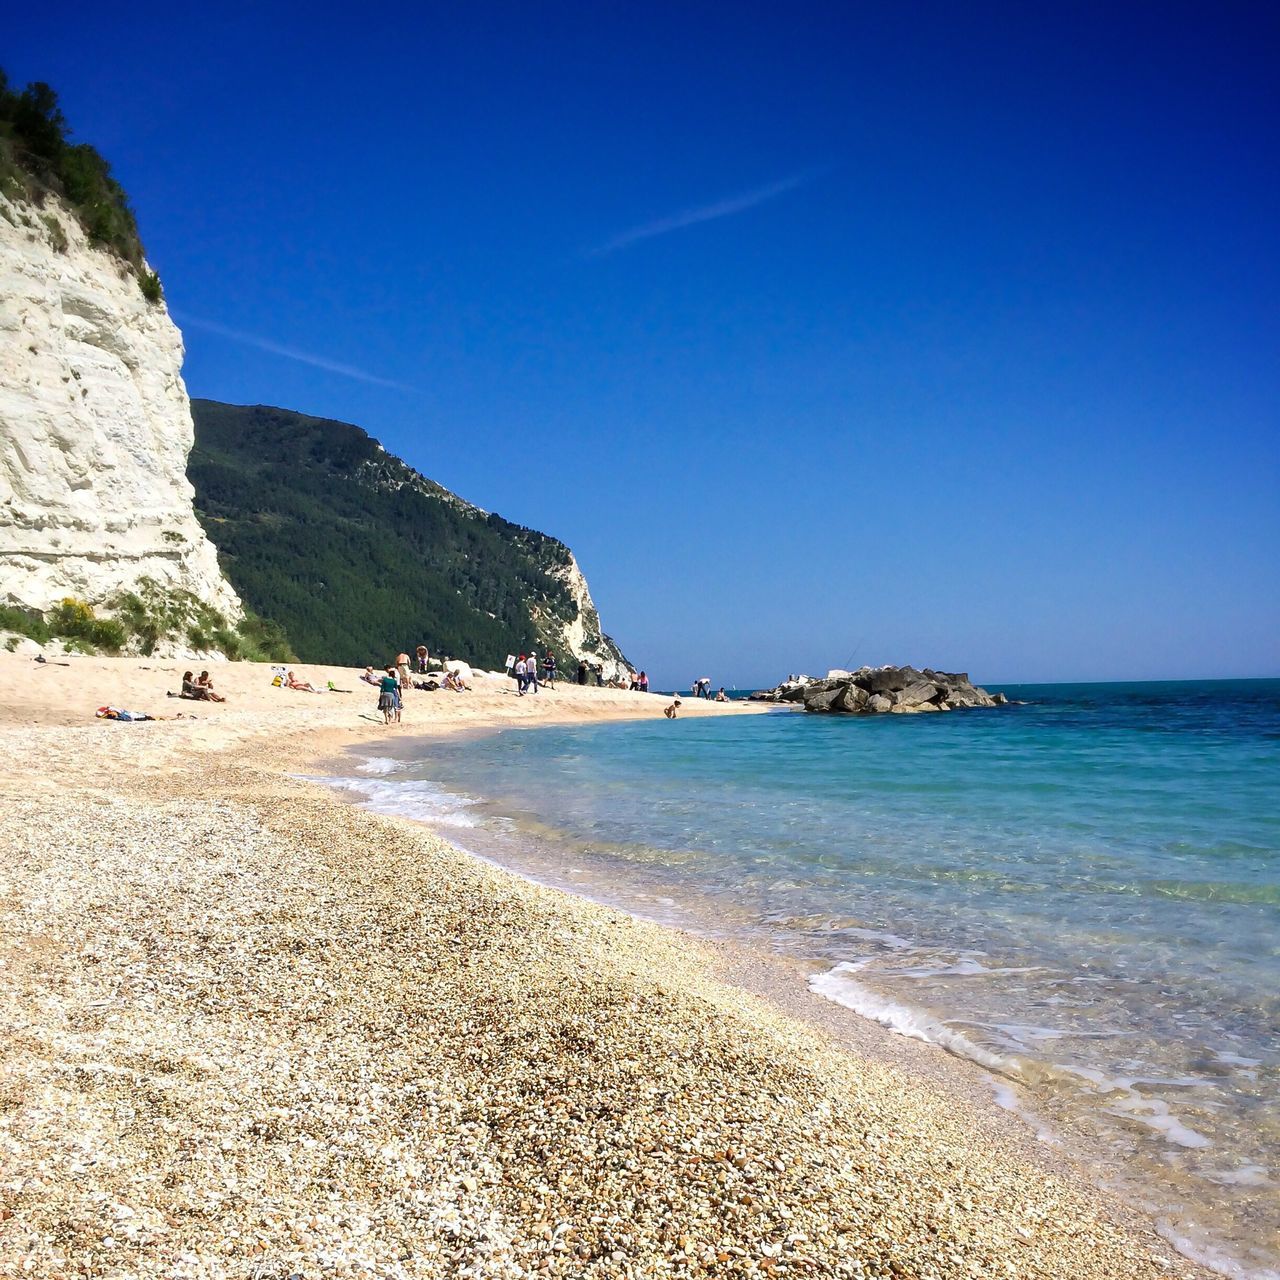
[0, 654, 1205, 1278]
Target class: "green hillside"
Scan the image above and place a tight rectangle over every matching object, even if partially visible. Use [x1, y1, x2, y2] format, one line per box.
[188, 400, 628, 671]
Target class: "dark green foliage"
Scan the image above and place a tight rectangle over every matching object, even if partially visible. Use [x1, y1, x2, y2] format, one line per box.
[189, 401, 588, 668]
[1, 586, 293, 660]
[0, 603, 51, 645]
[2, 598, 123, 651]
[138, 269, 163, 303]
[40, 598, 126, 652]
[232, 612, 294, 662]
[0, 68, 156, 295]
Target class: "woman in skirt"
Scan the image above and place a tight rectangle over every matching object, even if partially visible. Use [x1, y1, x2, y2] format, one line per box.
[378, 666, 400, 724]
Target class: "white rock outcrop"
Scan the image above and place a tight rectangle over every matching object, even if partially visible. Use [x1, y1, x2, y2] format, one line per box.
[536, 551, 629, 683]
[0, 193, 241, 621]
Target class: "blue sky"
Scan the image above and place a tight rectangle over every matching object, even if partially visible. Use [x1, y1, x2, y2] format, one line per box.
[8, 3, 1278, 685]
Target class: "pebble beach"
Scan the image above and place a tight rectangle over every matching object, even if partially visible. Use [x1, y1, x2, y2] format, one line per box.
[0, 655, 1207, 1278]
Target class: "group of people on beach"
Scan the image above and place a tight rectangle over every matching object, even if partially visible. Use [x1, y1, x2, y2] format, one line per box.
[512, 650, 557, 694]
[355, 644, 479, 724]
[175, 670, 226, 702]
[692, 678, 729, 701]
[169, 640, 722, 727]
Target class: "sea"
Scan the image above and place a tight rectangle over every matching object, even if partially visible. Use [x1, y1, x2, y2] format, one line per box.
[319, 679, 1280, 1280]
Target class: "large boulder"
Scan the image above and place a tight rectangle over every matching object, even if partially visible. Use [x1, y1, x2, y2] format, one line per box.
[895, 679, 939, 707]
[854, 666, 908, 695]
[835, 683, 869, 713]
[802, 682, 844, 712]
[751, 674, 814, 703]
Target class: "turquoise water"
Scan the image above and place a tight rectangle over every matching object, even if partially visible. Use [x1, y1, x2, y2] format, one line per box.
[328, 679, 1280, 1279]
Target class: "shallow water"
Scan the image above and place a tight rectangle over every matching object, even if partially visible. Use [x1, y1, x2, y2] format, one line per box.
[324, 679, 1280, 1280]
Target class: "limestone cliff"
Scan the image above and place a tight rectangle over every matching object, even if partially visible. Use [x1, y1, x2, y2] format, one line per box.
[0, 191, 241, 623]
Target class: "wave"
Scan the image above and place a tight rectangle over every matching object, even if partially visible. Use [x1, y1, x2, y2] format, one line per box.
[356, 755, 411, 776]
[808, 961, 1024, 1077]
[317, 773, 483, 828]
[809, 962, 1214, 1150]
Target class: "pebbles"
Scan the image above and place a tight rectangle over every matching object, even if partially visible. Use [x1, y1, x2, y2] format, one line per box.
[0, 724, 1203, 1279]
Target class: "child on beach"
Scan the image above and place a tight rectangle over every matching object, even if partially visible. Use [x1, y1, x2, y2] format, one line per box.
[664, 698, 681, 719]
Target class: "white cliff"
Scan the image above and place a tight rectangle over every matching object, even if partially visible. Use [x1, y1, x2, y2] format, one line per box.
[0, 192, 241, 622]
[535, 551, 629, 682]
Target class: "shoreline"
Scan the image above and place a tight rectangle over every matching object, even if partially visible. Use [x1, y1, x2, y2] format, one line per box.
[315, 726, 1239, 1279]
[0, 654, 1205, 1277]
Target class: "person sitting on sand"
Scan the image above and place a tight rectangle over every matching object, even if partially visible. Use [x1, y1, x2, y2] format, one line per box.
[286, 671, 323, 693]
[377, 666, 400, 724]
[360, 666, 380, 685]
[664, 698, 681, 719]
[177, 671, 206, 700]
[715, 687, 728, 702]
[195, 671, 226, 703]
[443, 669, 467, 692]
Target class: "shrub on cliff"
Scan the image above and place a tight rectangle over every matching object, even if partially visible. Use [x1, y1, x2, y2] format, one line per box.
[2, 590, 294, 659]
[48, 598, 127, 652]
[0, 68, 159, 300]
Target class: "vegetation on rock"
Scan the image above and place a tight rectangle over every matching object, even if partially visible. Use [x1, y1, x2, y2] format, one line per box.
[0, 68, 160, 300]
[189, 400, 624, 670]
[0, 586, 292, 660]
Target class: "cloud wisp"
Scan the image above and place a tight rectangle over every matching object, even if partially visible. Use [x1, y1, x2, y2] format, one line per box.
[587, 167, 825, 258]
[176, 313, 416, 392]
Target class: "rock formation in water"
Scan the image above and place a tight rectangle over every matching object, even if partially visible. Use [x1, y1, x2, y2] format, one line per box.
[0, 189, 241, 625]
[751, 666, 1007, 714]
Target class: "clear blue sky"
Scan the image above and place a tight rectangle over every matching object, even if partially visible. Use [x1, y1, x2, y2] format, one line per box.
[9, 3, 1278, 686]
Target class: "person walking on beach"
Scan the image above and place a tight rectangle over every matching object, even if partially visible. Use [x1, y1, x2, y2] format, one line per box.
[514, 654, 528, 695]
[525, 651, 540, 694]
[543, 650, 557, 686]
[378, 666, 400, 724]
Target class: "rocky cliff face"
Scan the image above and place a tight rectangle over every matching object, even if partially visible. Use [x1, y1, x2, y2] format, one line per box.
[0, 191, 241, 621]
[528, 549, 629, 681]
